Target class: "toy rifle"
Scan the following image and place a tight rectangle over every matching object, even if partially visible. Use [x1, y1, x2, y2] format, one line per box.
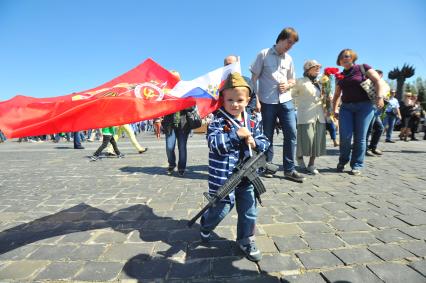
[187, 150, 278, 227]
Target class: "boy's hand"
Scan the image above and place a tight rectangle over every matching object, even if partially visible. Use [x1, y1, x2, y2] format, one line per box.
[245, 136, 256, 149]
[237, 127, 251, 139]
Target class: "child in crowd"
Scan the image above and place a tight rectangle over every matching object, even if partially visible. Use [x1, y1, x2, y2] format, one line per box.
[199, 72, 270, 262]
[90, 126, 124, 161]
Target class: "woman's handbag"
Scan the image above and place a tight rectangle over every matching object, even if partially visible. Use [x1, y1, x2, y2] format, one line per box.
[359, 64, 377, 101]
[185, 107, 202, 130]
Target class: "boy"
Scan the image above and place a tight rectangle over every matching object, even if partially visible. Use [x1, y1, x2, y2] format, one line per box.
[90, 126, 124, 161]
[200, 72, 270, 262]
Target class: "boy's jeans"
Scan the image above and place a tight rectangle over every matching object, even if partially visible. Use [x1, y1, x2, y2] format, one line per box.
[200, 184, 257, 242]
[261, 101, 297, 173]
[339, 101, 374, 170]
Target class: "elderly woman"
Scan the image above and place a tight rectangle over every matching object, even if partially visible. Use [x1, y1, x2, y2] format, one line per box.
[332, 49, 384, 176]
[292, 60, 326, 175]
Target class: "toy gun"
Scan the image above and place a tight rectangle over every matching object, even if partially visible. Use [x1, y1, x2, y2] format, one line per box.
[187, 150, 278, 227]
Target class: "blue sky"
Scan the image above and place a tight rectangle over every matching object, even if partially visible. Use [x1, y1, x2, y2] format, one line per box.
[1, 0, 425, 101]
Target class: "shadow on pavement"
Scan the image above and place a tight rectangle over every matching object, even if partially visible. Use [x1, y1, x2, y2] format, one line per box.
[0, 203, 286, 281]
[384, 149, 426, 154]
[119, 165, 209, 180]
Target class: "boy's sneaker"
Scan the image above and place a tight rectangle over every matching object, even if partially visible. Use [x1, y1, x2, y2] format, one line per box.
[90, 155, 99, 162]
[336, 163, 345, 172]
[239, 241, 262, 262]
[200, 231, 210, 243]
[350, 169, 361, 176]
[117, 153, 125, 158]
[371, 149, 383, 155]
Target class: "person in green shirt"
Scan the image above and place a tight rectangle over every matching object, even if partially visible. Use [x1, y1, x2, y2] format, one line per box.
[90, 126, 124, 161]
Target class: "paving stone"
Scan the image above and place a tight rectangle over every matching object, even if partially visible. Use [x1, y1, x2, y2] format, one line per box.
[399, 226, 426, 240]
[322, 266, 382, 283]
[395, 214, 426, 225]
[339, 232, 381, 246]
[0, 260, 49, 280]
[187, 240, 234, 259]
[303, 233, 345, 249]
[256, 235, 279, 253]
[409, 260, 426, 276]
[34, 261, 84, 280]
[374, 229, 415, 243]
[283, 272, 326, 283]
[101, 243, 155, 261]
[0, 245, 39, 260]
[58, 230, 93, 243]
[401, 241, 426, 257]
[367, 262, 426, 283]
[298, 223, 334, 234]
[332, 248, 381, 265]
[73, 261, 123, 281]
[262, 224, 303, 237]
[258, 254, 300, 273]
[296, 250, 343, 269]
[221, 275, 281, 282]
[368, 244, 414, 260]
[91, 231, 129, 243]
[366, 216, 409, 229]
[346, 209, 381, 220]
[120, 257, 171, 280]
[67, 244, 108, 260]
[27, 244, 78, 260]
[169, 259, 211, 279]
[274, 213, 303, 223]
[272, 236, 309, 252]
[330, 219, 373, 232]
[211, 257, 258, 278]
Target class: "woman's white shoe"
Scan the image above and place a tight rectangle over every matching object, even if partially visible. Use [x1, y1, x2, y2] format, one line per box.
[307, 165, 319, 175]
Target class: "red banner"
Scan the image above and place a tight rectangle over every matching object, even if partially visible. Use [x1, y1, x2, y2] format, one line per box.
[0, 59, 197, 138]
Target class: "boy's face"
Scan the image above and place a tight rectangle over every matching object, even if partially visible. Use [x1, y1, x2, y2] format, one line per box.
[222, 87, 250, 118]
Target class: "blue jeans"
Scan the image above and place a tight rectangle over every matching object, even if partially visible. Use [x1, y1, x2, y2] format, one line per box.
[383, 113, 397, 141]
[73, 131, 82, 148]
[326, 121, 337, 141]
[339, 101, 374, 170]
[165, 127, 190, 170]
[366, 113, 384, 150]
[261, 101, 297, 172]
[201, 184, 257, 241]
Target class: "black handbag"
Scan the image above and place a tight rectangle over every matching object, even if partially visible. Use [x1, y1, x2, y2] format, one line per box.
[185, 107, 202, 130]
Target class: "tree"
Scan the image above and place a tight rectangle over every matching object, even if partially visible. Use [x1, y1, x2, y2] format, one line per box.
[388, 64, 415, 101]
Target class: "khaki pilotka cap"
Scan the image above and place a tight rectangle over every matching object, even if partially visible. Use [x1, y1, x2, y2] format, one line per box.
[219, 72, 252, 95]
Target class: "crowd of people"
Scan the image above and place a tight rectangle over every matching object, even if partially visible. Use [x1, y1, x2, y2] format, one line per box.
[1, 26, 426, 263]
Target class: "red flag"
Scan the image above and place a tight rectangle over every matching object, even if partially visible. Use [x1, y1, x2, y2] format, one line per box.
[0, 59, 196, 138]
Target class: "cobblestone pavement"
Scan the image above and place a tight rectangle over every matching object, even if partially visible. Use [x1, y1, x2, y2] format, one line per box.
[0, 131, 425, 282]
